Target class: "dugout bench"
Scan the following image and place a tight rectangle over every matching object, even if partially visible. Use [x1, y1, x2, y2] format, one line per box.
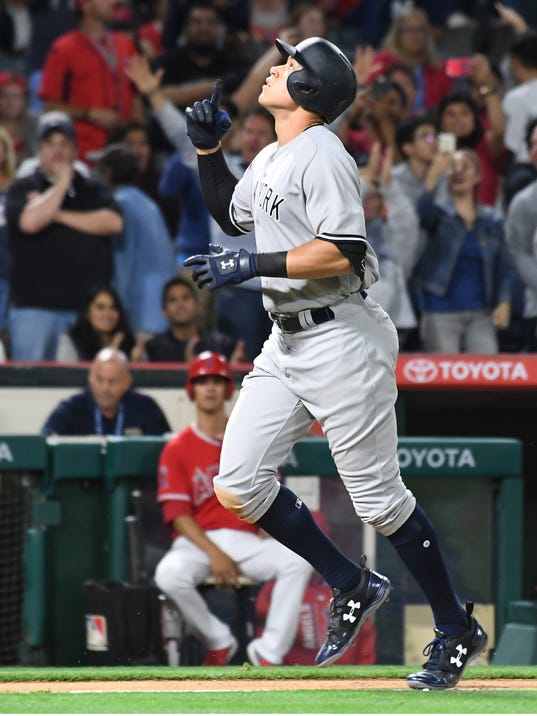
[0, 434, 526, 666]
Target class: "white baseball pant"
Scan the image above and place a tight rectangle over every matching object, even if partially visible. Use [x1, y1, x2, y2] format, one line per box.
[214, 292, 416, 536]
[154, 528, 312, 664]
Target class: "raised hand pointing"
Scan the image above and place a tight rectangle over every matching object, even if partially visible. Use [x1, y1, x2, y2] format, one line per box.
[186, 79, 232, 149]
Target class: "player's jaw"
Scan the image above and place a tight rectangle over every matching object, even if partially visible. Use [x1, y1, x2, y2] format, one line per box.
[259, 59, 300, 110]
[258, 76, 274, 105]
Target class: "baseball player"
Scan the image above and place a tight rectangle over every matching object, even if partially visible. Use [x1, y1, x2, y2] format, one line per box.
[154, 351, 312, 666]
[183, 38, 487, 688]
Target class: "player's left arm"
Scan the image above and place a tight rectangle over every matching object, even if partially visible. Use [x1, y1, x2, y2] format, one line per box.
[184, 236, 365, 290]
[298, 145, 368, 279]
[285, 238, 361, 278]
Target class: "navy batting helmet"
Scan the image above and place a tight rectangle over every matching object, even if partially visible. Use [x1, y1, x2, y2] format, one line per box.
[186, 351, 234, 400]
[274, 36, 357, 123]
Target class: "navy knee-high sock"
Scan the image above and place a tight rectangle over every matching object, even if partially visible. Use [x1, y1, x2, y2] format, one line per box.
[256, 484, 362, 593]
[388, 503, 468, 635]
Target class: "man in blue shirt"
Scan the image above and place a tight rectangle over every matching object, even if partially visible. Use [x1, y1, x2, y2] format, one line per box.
[95, 144, 177, 338]
[42, 348, 170, 436]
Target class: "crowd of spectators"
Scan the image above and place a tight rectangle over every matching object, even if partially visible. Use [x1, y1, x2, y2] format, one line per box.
[2, 0, 537, 363]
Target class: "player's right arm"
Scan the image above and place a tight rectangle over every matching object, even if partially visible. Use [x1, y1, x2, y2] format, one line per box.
[185, 80, 243, 236]
[196, 148, 244, 236]
[172, 514, 241, 588]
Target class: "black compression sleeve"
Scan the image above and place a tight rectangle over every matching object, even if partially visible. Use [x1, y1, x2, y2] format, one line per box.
[197, 149, 242, 236]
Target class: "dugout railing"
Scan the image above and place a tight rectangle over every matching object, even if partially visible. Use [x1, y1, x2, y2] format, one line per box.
[0, 434, 523, 666]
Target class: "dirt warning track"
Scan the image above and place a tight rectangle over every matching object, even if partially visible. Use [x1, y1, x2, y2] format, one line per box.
[0, 678, 535, 692]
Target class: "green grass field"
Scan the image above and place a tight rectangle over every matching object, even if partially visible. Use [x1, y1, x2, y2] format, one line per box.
[2, 688, 537, 714]
[0, 665, 535, 714]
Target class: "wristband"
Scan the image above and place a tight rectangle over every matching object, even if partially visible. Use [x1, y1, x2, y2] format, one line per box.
[253, 251, 288, 278]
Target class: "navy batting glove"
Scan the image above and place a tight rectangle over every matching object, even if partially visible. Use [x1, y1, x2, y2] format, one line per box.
[184, 244, 256, 291]
[185, 79, 232, 150]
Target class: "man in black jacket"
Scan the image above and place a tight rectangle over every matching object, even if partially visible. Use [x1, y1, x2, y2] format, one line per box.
[6, 111, 123, 360]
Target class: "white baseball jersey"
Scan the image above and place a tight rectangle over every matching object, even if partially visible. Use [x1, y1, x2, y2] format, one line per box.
[228, 126, 380, 313]
[215, 123, 415, 539]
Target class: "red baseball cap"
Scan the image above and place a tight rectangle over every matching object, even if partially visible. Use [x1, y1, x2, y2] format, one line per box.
[0, 72, 27, 93]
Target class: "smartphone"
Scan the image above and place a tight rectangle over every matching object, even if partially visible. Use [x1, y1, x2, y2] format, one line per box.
[438, 132, 456, 154]
[445, 57, 474, 78]
[371, 76, 391, 99]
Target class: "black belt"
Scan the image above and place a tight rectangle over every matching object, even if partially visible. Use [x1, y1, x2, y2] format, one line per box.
[271, 306, 335, 333]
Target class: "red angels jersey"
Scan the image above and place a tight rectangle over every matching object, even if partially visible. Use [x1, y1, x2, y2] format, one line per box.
[157, 424, 257, 539]
[39, 30, 138, 162]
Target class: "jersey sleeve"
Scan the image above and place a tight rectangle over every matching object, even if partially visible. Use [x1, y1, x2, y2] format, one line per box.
[303, 148, 367, 244]
[39, 40, 71, 102]
[157, 440, 194, 525]
[228, 163, 255, 234]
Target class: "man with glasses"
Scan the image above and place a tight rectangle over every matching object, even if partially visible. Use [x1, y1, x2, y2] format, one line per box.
[394, 117, 438, 204]
[392, 116, 444, 349]
[393, 116, 442, 262]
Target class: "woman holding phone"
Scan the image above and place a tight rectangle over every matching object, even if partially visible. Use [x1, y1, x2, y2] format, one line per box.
[438, 59, 506, 207]
[413, 149, 513, 354]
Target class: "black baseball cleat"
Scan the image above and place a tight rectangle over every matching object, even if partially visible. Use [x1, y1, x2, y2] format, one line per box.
[407, 602, 488, 690]
[315, 560, 391, 667]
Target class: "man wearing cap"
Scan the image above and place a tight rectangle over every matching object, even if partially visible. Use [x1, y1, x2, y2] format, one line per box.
[39, 0, 142, 162]
[5, 111, 123, 360]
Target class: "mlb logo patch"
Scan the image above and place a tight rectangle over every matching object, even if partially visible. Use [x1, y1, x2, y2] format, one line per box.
[85, 614, 108, 651]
